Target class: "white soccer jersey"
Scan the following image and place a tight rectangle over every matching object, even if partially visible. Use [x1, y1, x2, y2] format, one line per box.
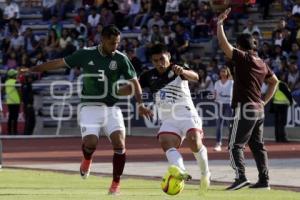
[140, 67, 198, 120]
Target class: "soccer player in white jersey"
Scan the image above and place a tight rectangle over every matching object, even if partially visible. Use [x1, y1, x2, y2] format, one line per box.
[119, 43, 211, 191]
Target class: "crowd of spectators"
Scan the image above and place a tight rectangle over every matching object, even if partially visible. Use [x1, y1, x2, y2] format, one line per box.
[0, 0, 299, 100]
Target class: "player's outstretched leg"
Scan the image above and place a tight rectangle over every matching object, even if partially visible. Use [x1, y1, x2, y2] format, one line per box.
[80, 135, 98, 179]
[159, 133, 192, 181]
[186, 130, 211, 192]
[108, 131, 126, 195]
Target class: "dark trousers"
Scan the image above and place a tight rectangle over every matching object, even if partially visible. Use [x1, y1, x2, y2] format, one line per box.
[273, 104, 288, 142]
[228, 105, 269, 182]
[7, 104, 20, 135]
[24, 106, 36, 135]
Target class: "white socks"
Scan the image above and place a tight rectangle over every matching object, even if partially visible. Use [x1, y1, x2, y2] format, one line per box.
[165, 147, 186, 171]
[193, 145, 210, 176]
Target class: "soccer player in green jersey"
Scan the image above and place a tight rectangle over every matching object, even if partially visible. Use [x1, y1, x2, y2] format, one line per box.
[23, 25, 152, 195]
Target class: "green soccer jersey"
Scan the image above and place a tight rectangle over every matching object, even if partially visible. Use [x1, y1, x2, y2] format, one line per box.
[63, 46, 137, 105]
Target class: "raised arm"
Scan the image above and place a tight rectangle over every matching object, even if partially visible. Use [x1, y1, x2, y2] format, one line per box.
[217, 8, 234, 59]
[30, 58, 67, 72]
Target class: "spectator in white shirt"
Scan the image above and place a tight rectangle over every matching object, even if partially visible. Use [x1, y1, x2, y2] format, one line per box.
[213, 66, 233, 152]
[292, 2, 300, 16]
[3, 0, 20, 20]
[242, 19, 262, 39]
[9, 28, 24, 51]
[87, 6, 100, 28]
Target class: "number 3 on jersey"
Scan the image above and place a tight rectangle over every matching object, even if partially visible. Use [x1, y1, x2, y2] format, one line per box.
[98, 69, 105, 82]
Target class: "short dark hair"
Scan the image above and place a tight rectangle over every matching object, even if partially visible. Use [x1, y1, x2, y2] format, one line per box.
[236, 33, 255, 50]
[149, 43, 169, 56]
[101, 25, 121, 38]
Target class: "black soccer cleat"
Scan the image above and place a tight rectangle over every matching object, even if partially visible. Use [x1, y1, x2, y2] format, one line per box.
[249, 181, 270, 190]
[226, 178, 250, 191]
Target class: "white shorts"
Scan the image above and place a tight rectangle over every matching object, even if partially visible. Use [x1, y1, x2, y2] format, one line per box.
[79, 105, 125, 138]
[157, 115, 203, 141]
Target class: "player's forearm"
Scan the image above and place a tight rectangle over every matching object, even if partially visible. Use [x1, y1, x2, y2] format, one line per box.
[131, 79, 143, 104]
[31, 59, 66, 72]
[117, 84, 133, 96]
[181, 69, 199, 81]
[217, 23, 233, 59]
[263, 82, 278, 105]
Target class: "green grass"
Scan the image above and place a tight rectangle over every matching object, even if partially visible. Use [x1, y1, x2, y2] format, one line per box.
[0, 169, 299, 200]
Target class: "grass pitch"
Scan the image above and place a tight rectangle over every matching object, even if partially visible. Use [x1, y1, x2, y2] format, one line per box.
[0, 169, 299, 200]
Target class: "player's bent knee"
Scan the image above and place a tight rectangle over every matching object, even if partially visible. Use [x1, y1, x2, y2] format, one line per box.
[83, 134, 98, 148]
[110, 130, 126, 149]
[158, 134, 181, 151]
[186, 130, 203, 152]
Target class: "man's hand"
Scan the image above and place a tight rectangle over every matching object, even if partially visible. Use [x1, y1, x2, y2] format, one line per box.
[138, 104, 153, 119]
[172, 65, 184, 75]
[217, 8, 231, 24]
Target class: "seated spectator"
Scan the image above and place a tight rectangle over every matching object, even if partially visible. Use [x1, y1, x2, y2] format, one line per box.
[150, 24, 164, 45]
[126, 48, 143, 76]
[287, 60, 300, 91]
[14, 19, 26, 36]
[271, 45, 288, 73]
[102, 0, 119, 13]
[35, 51, 47, 65]
[161, 24, 175, 47]
[138, 25, 151, 46]
[59, 28, 72, 52]
[125, 0, 141, 29]
[74, 16, 88, 38]
[82, 0, 95, 8]
[87, 6, 100, 33]
[77, 7, 88, 24]
[165, 0, 180, 18]
[272, 18, 287, 40]
[23, 27, 40, 56]
[150, 0, 166, 16]
[5, 51, 18, 70]
[281, 28, 293, 54]
[242, 19, 262, 38]
[259, 42, 272, 61]
[133, 0, 151, 28]
[292, 1, 300, 16]
[273, 30, 284, 46]
[193, 15, 210, 38]
[289, 42, 300, 70]
[168, 13, 181, 32]
[9, 28, 24, 51]
[49, 15, 63, 38]
[282, 0, 295, 11]
[42, 0, 56, 21]
[196, 67, 214, 99]
[92, 23, 103, 44]
[172, 22, 190, 61]
[3, 0, 20, 21]
[147, 12, 165, 29]
[100, 7, 115, 26]
[45, 29, 60, 59]
[229, 0, 247, 33]
[19, 53, 33, 68]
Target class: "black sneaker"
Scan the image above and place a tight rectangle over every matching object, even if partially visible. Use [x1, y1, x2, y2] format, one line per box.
[226, 178, 250, 191]
[249, 181, 270, 190]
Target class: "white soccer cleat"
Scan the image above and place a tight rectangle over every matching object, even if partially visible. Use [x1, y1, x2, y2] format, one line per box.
[168, 165, 192, 181]
[200, 172, 211, 192]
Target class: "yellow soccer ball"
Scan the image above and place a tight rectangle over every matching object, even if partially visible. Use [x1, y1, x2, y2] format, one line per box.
[161, 171, 184, 195]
